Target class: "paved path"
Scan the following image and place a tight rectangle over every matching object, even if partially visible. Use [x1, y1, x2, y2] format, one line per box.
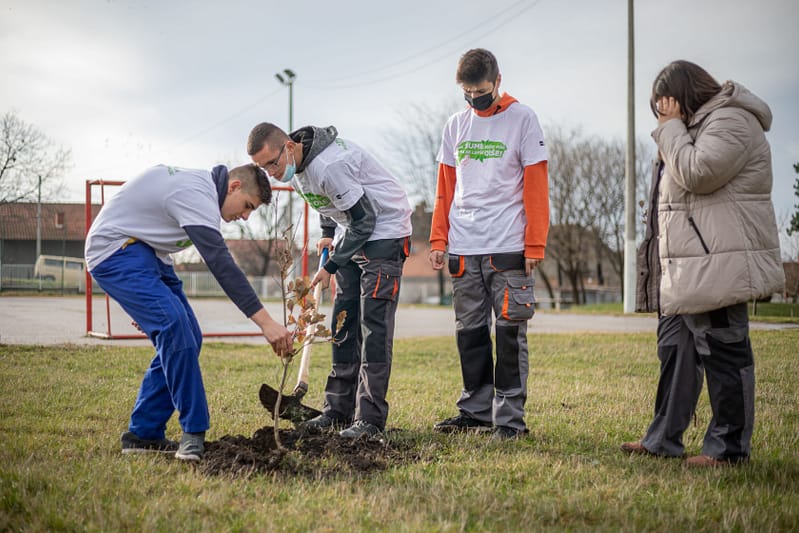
[0, 296, 793, 346]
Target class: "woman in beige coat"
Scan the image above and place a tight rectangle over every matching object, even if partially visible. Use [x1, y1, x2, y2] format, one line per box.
[622, 60, 784, 466]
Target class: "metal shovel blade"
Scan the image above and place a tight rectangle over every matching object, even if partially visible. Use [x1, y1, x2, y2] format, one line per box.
[259, 383, 322, 424]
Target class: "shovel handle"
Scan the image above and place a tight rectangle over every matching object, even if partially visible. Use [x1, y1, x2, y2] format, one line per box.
[294, 248, 329, 393]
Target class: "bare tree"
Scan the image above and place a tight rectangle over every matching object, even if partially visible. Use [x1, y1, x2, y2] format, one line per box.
[589, 137, 653, 296]
[0, 111, 71, 204]
[778, 210, 799, 262]
[544, 127, 600, 304]
[227, 188, 300, 278]
[788, 162, 799, 236]
[545, 127, 653, 304]
[381, 99, 460, 304]
[777, 209, 799, 303]
[381, 100, 461, 207]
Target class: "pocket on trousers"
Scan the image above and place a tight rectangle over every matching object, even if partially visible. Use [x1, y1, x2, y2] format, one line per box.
[364, 263, 401, 301]
[489, 253, 525, 272]
[501, 276, 535, 320]
[448, 255, 465, 278]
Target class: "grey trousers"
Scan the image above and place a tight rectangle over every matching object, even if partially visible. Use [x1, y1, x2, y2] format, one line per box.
[322, 237, 408, 430]
[641, 303, 754, 461]
[449, 253, 535, 431]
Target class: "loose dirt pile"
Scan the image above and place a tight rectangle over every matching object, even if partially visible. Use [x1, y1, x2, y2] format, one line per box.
[199, 427, 420, 478]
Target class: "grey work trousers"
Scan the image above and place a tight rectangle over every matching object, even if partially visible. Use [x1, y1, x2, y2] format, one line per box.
[322, 237, 408, 430]
[449, 253, 535, 431]
[641, 303, 755, 461]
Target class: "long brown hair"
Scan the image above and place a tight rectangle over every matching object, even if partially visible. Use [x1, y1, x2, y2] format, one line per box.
[650, 60, 722, 124]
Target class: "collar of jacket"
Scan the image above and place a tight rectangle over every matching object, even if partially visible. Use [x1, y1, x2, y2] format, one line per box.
[211, 164, 228, 209]
[473, 92, 518, 117]
[290, 125, 338, 173]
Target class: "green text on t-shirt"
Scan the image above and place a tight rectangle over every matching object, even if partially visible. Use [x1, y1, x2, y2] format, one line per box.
[298, 191, 331, 209]
[457, 140, 507, 163]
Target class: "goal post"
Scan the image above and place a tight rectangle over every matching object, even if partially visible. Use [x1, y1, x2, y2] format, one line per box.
[84, 178, 309, 340]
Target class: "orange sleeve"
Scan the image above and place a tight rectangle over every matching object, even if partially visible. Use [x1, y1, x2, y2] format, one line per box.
[429, 163, 456, 252]
[523, 160, 549, 259]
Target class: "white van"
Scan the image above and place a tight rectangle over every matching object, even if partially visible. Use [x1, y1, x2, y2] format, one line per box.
[33, 255, 87, 291]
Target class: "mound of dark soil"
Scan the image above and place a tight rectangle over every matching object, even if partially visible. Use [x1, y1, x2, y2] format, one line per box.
[199, 427, 420, 478]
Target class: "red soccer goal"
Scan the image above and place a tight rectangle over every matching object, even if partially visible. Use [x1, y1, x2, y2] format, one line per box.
[84, 178, 309, 340]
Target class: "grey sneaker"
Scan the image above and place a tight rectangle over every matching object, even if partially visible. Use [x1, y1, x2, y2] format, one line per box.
[299, 414, 348, 433]
[175, 431, 205, 462]
[339, 420, 384, 441]
[120, 431, 178, 454]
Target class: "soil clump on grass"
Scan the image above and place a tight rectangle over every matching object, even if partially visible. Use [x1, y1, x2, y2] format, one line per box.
[200, 426, 420, 478]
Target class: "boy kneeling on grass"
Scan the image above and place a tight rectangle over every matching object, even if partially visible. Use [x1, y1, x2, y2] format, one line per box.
[85, 163, 292, 461]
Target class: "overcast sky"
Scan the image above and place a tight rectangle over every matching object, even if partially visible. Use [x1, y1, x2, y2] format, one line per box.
[2, 0, 797, 220]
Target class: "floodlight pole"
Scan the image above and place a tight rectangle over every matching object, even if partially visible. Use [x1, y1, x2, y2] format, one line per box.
[36, 175, 42, 290]
[623, 0, 637, 313]
[275, 68, 298, 271]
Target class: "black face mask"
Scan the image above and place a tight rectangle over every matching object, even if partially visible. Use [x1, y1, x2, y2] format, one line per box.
[464, 91, 495, 111]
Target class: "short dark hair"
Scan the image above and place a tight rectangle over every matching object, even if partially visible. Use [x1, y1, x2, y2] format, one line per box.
[650, 60, 722, 124]
[456, 48, 499, 85]
[230, 163, 272, 205]
[247, 122, 289, 156]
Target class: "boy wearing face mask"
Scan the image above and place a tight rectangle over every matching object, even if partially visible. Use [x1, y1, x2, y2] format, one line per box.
[247, 123, 412, 441]
[429, 48, 550, 440]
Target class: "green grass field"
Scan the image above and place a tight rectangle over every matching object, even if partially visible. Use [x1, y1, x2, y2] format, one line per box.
[551, 301, 799, 324]
[1, 330, 798, 531]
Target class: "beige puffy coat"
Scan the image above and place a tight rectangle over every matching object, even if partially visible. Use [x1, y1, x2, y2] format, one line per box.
[637, 81, 784, 316]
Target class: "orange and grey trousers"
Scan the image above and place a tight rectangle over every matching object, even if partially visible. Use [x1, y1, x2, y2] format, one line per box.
[448, 252, 535, 431]
[322, 237, 409, 430]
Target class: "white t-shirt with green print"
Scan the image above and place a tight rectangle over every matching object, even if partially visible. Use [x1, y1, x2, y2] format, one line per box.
[85, 165, 222, 270]
[437, 102, 548, 255]
[292, 138, 412, 240]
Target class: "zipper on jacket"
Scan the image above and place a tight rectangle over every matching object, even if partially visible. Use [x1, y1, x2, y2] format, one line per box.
[687, 216, 710, 254]
[640, 161, 662, 313]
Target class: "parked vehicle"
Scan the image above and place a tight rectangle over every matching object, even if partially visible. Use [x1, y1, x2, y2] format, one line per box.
[33, 255, 87, 291]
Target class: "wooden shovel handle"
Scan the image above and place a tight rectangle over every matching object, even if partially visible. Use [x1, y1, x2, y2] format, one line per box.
[294, 248, 329, 392]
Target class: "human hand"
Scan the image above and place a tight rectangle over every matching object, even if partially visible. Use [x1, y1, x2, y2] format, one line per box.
[262, 319, 293, 357]
[525, 258, 541, 276]
[317, 238, 333, 256]
[656, 96, 682, 124]
[429, 250, 445, 270]
[311, 268, 331, 289]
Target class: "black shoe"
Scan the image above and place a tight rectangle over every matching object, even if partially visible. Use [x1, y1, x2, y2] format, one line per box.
[490, 426, 529, 441]
[120, 431, 178, 454]
[339, 420, 384, 442]
[433, 414, 491, 434]
[298, 414, 348, 433]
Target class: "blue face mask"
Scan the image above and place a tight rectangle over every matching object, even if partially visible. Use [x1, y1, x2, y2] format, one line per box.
[278, 148, 296, 183]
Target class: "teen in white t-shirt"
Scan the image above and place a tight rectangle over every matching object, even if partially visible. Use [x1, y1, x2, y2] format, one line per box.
[86, 164, 290, 460]
[248, 123, 412, 441]
[429, 49, 550, 441]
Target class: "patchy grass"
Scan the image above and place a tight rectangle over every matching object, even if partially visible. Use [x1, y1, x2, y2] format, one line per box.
[1, 330, 798, 531]
[554, 301, 799, 324]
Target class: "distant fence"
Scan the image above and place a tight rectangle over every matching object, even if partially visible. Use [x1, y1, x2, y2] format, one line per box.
[177, 272, 443, 304]
[2, 263, 624, 306]
[177, 271, 283, 300]
[0, 265, 448, 304]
